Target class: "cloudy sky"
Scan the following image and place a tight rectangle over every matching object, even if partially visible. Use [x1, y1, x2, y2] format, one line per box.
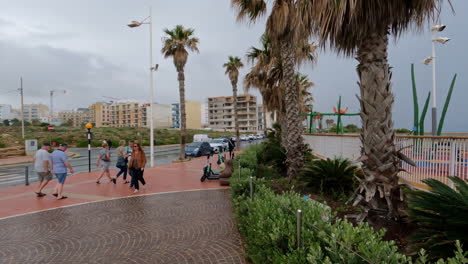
[0, 0, 466, 132]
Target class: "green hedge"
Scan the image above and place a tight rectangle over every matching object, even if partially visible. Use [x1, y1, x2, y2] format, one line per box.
[231, 147, 467, 264]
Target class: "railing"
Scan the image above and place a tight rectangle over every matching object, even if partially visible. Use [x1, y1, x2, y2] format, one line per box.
[303, 134, 468, 188]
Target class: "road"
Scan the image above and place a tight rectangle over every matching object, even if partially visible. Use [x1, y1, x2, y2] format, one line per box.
[0, 140, 262, 188]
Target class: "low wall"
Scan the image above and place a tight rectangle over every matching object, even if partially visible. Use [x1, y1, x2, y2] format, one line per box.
[304, 133, 468, 188]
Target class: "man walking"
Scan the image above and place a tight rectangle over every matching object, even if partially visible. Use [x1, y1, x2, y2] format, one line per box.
[51, 143, 74, 200]
[34, 142, 52, 197]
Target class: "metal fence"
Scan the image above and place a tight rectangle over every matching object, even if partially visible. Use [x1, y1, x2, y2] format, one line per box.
[304, 134, 468, 188]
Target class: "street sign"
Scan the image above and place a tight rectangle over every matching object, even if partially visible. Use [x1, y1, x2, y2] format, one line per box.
[48, 125, 55, 132]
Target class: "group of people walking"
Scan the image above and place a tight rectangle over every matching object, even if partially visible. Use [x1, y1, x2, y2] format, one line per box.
[33, 139, 148, 200]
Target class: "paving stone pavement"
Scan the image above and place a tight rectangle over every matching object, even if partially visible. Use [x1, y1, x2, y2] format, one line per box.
[0, 189, 246, 264]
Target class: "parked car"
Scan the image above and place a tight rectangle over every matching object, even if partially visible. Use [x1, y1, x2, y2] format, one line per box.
[209, 139, 227, 152]
[193, 134, 210, 142]
[185, 142, 212, 157]
[240, 135, 248, 141]
[248, 134, 256, 140]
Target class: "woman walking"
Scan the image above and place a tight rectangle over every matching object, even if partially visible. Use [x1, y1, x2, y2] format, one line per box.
[115, 140, 130, 183]
[128, 143, 147, 193]
[96, 141, 116, 184]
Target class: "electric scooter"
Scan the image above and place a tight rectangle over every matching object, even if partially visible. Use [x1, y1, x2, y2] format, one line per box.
[200, 154, 221, 182]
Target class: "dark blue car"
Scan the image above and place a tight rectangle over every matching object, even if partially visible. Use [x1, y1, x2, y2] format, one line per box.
[185, 142, 212, 157]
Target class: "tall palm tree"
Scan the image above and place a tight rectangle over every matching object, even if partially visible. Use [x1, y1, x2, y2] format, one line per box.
[308, 1, 449, 220]
[233, 0, 313, 181]
[244, 31, 316, 168]
[161, 25, 199, 160]
[223, 56, 244, 150]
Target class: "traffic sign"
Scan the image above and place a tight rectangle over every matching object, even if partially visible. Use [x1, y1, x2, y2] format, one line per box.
[48, 125, 55, 132]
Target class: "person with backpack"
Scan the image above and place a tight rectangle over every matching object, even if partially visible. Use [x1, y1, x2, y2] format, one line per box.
[115, 140, 129, 183]
[96, 141, 116, 184]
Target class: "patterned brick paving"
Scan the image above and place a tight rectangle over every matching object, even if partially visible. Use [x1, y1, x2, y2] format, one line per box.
[0, 189, 246, 264]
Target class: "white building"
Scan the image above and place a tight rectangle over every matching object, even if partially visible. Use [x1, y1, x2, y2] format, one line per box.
[146, 103, 172, 128]
[21, 104, 49, 122]
[201, 103, 209, 127]
[0, 104, 15, 120]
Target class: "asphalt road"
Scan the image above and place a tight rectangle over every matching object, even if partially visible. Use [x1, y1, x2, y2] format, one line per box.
[0, 140, 262, 188]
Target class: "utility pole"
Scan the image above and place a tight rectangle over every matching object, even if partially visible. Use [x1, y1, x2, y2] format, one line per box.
[20, 77, 25, 139]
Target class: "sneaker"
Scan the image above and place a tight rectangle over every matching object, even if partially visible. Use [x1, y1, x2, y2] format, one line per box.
[112, 178, 117, 184]
[35, 192, 46, 197]
[133, 190, 139, 194]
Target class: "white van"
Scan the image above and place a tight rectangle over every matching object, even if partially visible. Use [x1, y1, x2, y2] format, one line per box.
[193, 134, 210, 142]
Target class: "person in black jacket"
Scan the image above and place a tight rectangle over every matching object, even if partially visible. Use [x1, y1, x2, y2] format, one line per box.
[228, 137, 236, 159]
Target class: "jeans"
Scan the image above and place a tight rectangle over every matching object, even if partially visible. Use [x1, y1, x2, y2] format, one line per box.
[130, 168, 146, 190]
[116, 166, 128, 180]
[55, 173, 67, 184]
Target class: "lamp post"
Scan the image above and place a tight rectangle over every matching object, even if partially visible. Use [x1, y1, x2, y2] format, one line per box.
[85, 123, 93, 173]
[423, 24, 450, 136]
[128, 7, 157, 167]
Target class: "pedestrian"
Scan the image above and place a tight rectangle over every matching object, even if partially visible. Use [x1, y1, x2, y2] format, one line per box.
[128, 142, 147, 193]
[96, 141, 116, 184]
[115, 140, 129, 183]
[228, 137, 236, 159]
[34, 142, 52, 197]
[126, 140, 135, 187]
[51, 143, 74, 200]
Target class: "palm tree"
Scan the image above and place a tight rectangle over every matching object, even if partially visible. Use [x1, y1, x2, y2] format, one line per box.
[307, 1, 449, 219]
[243, 32, 316, 167]
[161, 25, 199, 160]
[232, 0, 315, 181]
[223, 56, 244, 150]
[296, 73, 314, 118]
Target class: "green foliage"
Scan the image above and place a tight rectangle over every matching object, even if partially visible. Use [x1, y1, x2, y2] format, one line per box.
[0, 140, 6, 148]
[344, 124, 360, 133]
[2, 120, 9, 126]
[232, 147, 467, 263]
[257, 123, 287, 175]
[396, 128, 412, 134]
[406, 177, 468, 259]
[301, 158, 357, 198]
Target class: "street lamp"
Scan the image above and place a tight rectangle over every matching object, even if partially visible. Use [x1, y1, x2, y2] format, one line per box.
[85, 123, 93, 173]
[128, 7, 156, 167]
[423, 24, 450, 136]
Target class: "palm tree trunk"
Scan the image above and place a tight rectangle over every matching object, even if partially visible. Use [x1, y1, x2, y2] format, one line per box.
[263, 105, 267, 135]
[178, 70, 187, 160]
[281, 40, 304, 181]
[353, 30, 401, 220]
[232, 81, 240, 150]
[280, 110, 288, 147]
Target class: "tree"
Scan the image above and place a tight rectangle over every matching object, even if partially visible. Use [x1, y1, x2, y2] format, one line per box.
[242, 30, 316, 180]
[2, 120, 9, 126]
[161, 25, 199, 160]
[223, 56, 244, 150]
[295, 73, 314, 119]
[308, 0, 450, 220]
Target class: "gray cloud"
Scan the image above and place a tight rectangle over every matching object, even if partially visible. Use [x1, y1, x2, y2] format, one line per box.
[0, 0, 466, 133]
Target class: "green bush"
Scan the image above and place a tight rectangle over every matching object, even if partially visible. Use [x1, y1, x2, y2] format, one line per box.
[406, 177, 468, 260]
[301, 158, 358, 199]
[232, 147, 467, 264]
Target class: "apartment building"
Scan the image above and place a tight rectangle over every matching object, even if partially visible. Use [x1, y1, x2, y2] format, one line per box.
[22, 104, 49, 122]
[109, 102, 146, 128]
[57, 108, 91, 127]
[171, 101, 202, 129]
[0, 104, 15, 120]
[208, 95, 258, 132]
[145, 103, 172, 128]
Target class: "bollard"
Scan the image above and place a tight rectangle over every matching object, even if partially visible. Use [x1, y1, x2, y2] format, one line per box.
[249, 176, 254, 200]
[25, 166, 29, 186]
[297, 209, 302, 249]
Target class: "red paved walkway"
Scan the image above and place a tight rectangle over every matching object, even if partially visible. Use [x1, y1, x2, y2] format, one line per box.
[0, 156, 227, 219]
